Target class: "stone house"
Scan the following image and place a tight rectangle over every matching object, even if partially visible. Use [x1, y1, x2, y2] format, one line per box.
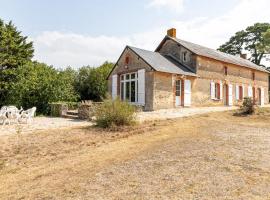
[107, 28, 269, 111]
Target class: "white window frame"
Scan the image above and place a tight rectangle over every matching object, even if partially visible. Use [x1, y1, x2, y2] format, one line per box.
[120, 72, 138, 104]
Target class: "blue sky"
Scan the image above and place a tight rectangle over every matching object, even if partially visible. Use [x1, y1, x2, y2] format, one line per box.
[0, 0, 269, 68]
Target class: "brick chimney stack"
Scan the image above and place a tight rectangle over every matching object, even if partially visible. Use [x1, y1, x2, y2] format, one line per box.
[167, 28, 176, 38]
[240, 53, 247, 59]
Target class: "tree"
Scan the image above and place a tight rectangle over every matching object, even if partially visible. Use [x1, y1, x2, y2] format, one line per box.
[0, 19, 34, 69]
[75, 61, 114, 101]
[0, 19, 35, 104]
[4, 62, 79, 114]
[218, 23, 270, 66]
[258, 29, 270, 54]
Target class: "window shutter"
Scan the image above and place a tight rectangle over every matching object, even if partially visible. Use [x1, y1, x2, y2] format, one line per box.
[228, 84, 233, 106]
[235, 84, 239, 100]
[261, 87, 265, 106]
[248, 86, 252, 97]
[112, 74, 118, 99]
[184, 80, 191, 106]
[210, 81, 215, 99]
[138, 69, 145, 105]
[220, 81, 223, 100]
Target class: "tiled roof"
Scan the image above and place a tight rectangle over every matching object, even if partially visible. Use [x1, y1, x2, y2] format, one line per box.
[128, 46, 197, 77]
[168, 36, 269, 73]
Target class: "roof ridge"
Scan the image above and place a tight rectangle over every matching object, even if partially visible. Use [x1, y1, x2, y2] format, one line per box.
[166, 36, 268, 73]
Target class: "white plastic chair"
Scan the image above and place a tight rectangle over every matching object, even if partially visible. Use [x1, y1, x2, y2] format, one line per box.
[21, 107, 36, 124]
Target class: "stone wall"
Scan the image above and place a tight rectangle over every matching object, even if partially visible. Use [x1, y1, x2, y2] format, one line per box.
[49, 103, 68, 117]
[78, 101, 102, 120]
[152, 72, 174, 110]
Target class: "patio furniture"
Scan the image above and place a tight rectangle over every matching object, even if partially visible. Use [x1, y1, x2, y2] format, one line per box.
[21, 107, 36, 124]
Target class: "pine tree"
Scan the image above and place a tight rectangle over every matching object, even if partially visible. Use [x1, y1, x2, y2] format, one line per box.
[0, 19, 34, 69]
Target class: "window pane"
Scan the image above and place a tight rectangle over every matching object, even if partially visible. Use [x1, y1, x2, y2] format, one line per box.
[175, 80, 181, 96]
[131, 73, 136, 79]
[131, 81, 136, 102]
[126, 82, 130, 100]
[126, 74, 130, 80]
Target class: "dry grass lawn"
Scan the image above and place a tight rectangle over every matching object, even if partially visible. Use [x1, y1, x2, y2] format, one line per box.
[1, 108, 270, 199]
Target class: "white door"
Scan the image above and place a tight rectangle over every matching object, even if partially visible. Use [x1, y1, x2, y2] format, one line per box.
[228, 84, 233, 106]
[184, 80, 191, 107]
[175, 80, 181, 106]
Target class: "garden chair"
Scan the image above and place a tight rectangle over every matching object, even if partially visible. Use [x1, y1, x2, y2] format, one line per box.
[21, 107, 36, 124]
[0, 110, 9, 125]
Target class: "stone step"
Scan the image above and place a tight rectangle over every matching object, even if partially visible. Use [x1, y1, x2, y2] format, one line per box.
[62, 114, 79, 120]
[66, 110, 78, 116]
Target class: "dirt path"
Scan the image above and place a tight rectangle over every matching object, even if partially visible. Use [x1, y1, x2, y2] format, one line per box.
[1, 110, 270, 199]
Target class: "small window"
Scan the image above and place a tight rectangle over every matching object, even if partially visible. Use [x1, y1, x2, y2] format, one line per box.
[183, 52, 187, 62]
[224, 66, 228, 75]
[252, 72, 255, 80]
[125, 56, 130, 65]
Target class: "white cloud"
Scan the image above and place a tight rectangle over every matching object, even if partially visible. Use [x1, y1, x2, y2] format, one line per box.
[147, 0, 185, 13]
[171, 0, 270, 49]
[33, 29, 164, 68]
[32, 0, 270, 68]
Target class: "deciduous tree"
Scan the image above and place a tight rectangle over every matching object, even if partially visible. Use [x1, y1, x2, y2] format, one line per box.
[218, 23, 270, 67]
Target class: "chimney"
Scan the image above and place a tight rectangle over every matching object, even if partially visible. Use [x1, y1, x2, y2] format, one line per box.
[167, 28, 176, 38]
[240, 53, 247, 59]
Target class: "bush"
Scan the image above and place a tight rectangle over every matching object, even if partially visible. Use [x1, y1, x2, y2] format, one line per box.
[75, 62, 113, 101]
[2, 62, 79, 114]
[95, 98, 136, 128]
[239, 97, 255, 115]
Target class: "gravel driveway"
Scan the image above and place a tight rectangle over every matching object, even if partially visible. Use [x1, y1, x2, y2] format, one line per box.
[137, 106, 237, 122]
[0, 106, 237, 136]
[0, 117, 91, 136]
[1, 109, 270, 199]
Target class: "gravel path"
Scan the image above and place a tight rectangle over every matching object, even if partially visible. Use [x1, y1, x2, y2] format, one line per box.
[0, 117, 91, 136]
[137, 106, 238, 122]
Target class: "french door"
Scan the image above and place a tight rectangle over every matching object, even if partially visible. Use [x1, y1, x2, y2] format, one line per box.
[175, 80, 181, 106]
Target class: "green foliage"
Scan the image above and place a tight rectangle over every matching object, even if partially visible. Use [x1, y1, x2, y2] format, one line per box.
[95, 98, 136, 128]
[0, 18, 114, 114]
[0, 20, 34, 69]
[75, 61, 113, 101]
[239, 97, 255, 115]
[218, 23, 270, 66]
[258, 29, 270, 54]
[3, 62, 79, 114]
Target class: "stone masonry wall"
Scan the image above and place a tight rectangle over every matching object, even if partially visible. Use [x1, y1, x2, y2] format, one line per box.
[158, 39, 197, 71]
[193, 56, 269, 106]
[108, 47, 154, 111]
[153, 72, 174, 110]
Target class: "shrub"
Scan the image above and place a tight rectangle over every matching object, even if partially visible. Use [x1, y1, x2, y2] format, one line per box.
[239, 97, 255, 115]
[95, 98, 136, 128]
